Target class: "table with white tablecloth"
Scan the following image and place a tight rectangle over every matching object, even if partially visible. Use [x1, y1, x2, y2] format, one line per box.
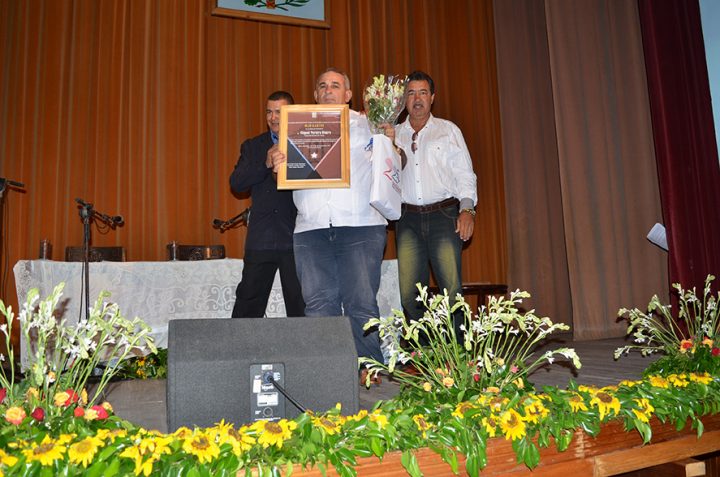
[13, 259, 402, 362]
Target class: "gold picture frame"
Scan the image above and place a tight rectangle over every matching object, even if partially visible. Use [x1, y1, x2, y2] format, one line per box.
[277, 104, 350, 190]
[211, 0, 330, 29]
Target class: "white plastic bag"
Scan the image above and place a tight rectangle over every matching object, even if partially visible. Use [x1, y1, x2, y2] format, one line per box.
[369, 134, 402, 220]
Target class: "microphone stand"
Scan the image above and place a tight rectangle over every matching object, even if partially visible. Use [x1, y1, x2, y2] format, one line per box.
[75, 198, 123, 322]
[212, 207, 250, 232]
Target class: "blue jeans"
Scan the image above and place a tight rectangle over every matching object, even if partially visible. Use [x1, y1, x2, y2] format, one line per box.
[293, 225, 386, 362]
[396, 206, 463, 324]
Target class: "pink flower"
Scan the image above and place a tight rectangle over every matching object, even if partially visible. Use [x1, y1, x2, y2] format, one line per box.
[0, 387, 6, 404]
[712, 347, 720, 357]
[74, 407, 85, 418]
[510, 365, 519, 373]
[31, 407, 45, 421]
[473, 374, 480, 382]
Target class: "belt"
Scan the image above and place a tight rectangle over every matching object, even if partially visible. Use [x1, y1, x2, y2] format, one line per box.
[401, 198, 458, 213]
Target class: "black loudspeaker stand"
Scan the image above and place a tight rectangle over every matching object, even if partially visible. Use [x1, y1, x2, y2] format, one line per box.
[166, 316, 359, 431]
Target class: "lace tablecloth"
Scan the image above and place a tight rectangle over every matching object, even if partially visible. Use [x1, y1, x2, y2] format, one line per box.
[13, 259, 402, 362]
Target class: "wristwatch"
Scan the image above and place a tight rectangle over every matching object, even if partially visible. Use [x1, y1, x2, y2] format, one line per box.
[460, 208, 476, 216]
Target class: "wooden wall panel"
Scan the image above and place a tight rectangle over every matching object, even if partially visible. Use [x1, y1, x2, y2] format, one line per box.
[0, 1, 506, 327]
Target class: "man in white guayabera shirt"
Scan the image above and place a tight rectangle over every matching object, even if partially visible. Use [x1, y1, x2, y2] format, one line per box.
[269, 68, 388, 368]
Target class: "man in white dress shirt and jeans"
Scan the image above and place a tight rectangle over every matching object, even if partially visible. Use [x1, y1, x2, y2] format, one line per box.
[393, 70, 478, 336]
[269, 68, 387, 365]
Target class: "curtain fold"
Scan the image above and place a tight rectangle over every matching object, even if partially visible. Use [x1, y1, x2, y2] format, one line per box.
[493, 0, 572, 328]
[495, 0, 667, 339]
[637, 0, 720, 293]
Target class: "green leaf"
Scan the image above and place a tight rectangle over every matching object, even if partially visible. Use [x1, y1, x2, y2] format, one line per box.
[465, 453, 481, 477]
[525, 441, 541, 469]
[400, 450, 422, 477]
[370, 437, 385, 457]
[84, 461, 108, 477]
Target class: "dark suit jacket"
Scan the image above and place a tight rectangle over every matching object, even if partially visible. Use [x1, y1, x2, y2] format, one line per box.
[229, 131, 296, 251]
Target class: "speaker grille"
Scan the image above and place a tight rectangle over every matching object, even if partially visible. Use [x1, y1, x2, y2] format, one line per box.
[167, 317, 359, 431]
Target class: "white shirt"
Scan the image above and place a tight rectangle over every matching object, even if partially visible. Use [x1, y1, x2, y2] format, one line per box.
[395, 115, 477, 209]
[293, 110, 388, 233]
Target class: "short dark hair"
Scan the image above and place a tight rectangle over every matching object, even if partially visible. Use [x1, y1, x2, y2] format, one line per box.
[407, 71, 435, 95]
[267, 91, 294, 104]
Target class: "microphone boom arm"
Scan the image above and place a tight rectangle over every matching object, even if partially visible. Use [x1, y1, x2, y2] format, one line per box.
[213, 207, 250, 232]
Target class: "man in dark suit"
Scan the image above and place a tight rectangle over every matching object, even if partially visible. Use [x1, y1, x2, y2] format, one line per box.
[229, 91, 304, 317]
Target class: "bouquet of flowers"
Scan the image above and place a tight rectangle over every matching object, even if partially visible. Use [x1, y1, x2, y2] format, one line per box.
[363, 74, 408, 134]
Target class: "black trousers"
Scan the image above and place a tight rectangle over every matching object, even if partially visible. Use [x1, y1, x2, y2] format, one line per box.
[231, 249, 305, 318]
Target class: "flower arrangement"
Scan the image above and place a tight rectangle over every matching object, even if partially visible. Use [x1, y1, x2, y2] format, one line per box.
[615, 274, 720, 375]
[0, 283, 156, 429]
[114, 348, 168, 380]
[1, 284, 719, 476]
[363, 74, 408, 134]
[360, 287, 581, 402]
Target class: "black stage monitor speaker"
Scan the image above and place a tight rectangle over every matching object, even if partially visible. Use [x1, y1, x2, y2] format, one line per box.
[167, 317, 359, 431]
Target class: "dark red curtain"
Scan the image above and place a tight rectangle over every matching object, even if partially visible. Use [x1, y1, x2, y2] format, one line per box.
[638, 0, 720, 293]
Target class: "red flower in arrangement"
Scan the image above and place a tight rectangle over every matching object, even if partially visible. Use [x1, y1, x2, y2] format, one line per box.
[90, 405, 109, 420]
[31, 407, 45, 421]
[64, 389, 80, 406]
[679, 339, 694, 353]
[266, 0, 276, 8]
[712, 347, 720, 357]
[74, 407, 85, 418]
[473, 374, 481, 382]
[0, 387, 6, 404]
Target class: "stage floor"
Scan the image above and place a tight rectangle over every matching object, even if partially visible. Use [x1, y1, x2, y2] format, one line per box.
[105, 335, 659, 433]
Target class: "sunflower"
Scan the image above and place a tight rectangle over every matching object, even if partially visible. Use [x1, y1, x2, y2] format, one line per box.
[589, 391, 621, 420]
[688, 372, 713, 384]
[648, 376, 669, 389]
[347, 409, 368, 422]
[68, 436, 103, 468]
[22, 435, 66, 466]
[499, 409, 526, 441]
[312, 414, 345, 435]
[95, 428, 128, 443]
[369, 410, 388, 429]
[222, 425, 257, 455]
[412, 414, 433, 438]
[452, 401, 476, 419]
[0, 449, 18, 467]
[252, 419, 298, 449]
[183, 430, 221, 464]
[522, 398, 549, 423]
[173, 426, 193, 440]
[119, 446, 158, 477]
[667, 374, 689, 388]
[631, 398, 655, 423]
[568, 393, 588, 412]
[481, 416, 498, 437]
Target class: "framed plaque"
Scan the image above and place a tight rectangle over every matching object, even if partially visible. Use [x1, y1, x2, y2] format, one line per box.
[211, 0, 330, 29]
[277, 104, 350, 190]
